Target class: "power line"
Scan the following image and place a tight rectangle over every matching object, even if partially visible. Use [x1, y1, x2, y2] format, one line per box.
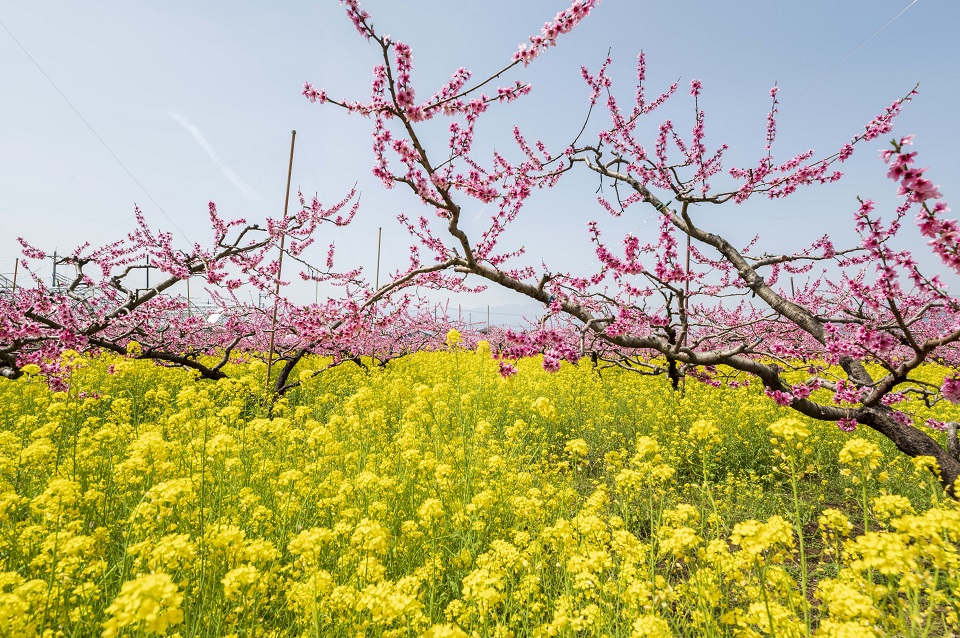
[0, 14, 191, 243]
[235, 141, 288, 218]
[300, 145, 363, 272]
[80, 133, 287, 245]
[152, 134, 286, 211]
[730, 0, 920, 153]
[785, 0, 919, 108]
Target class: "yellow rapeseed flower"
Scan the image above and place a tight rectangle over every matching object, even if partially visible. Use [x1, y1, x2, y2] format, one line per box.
[222, 564, 261, 601]
[838, 439, 882, 470]
[424, 623, 469, 638]
[564, 438, 589, 459]
[102, 573, 184, 638]
[910, 455, 940, 477]
[818, 508, 853, 540]
[531, 396, 557, 420]
[351, 518, 390, 555]
[417, 498, 444, 527]
[688, 419, 720, 444]
[631, 614, 674, 637]
[815, 619, 880, 637]
[870, 494, 914, 523]
[657, 526, 702, 559]
[846, 531, 916, 575]
[729, 515, 794, 559]
[445, 329, 462, 347]
[815, 577, 879, 623]
[20, 363, 41, 376]
[768, 417, 810, 443]
[662, 504, 700, 528]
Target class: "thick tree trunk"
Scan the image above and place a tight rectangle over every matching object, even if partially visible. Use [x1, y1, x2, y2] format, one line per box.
[665, 326, 681, 391]
[666, 357, 680, 391]
[274, 348, 306, 395]
[143, 352, 228, 381]
[0, 352, 20, 379]
[860, 406, 960, 497]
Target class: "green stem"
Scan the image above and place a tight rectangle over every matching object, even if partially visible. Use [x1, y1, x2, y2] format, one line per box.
[788, 454, 811, 636]
[861, 465, 870, 535]
[701, 451, 720, 539]
[919, 567, 939, 638]
[758, 560, 778, 638]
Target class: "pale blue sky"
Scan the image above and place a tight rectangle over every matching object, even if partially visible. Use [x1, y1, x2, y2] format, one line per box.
[2, 1, 957, 319]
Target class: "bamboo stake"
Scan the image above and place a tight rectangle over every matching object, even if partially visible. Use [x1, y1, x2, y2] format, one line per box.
[265, 130, 297, 395]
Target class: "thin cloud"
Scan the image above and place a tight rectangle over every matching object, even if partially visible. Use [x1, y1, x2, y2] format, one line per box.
[471, 203, 489, 224]
[169, 111, 253, 198]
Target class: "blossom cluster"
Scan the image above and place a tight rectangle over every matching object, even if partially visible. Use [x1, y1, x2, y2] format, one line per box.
[2, 350, 959, 635]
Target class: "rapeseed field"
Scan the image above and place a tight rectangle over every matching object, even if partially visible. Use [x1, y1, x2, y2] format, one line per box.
[1, 343, 959, 637]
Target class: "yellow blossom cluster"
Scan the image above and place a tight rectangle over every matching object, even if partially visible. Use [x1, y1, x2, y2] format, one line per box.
[1, 350, 959, 635]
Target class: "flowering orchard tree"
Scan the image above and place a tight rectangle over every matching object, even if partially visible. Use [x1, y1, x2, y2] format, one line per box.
[265, 296, 480, 395]
[2, 196, 348, 383]
[307, 0, 960, 492]
[1, 187, 455, 393]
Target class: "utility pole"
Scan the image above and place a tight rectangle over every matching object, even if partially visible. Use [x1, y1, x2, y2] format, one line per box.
[51, 250, 58, 288]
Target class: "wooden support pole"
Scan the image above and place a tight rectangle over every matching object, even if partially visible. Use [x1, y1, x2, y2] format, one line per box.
[375, 227, 382, 290]
[11, 258, 18, 302]
[684, 233, 691, 345]
[265, 130, 297, 396]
